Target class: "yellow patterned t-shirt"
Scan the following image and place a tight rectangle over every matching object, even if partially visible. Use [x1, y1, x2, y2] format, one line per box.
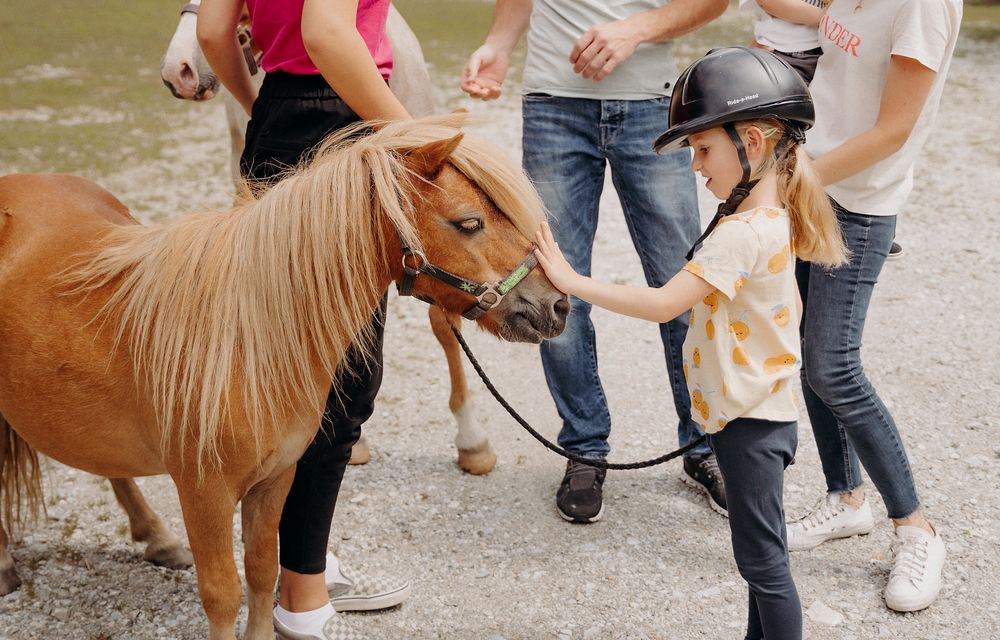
[682, 206, 800, 434]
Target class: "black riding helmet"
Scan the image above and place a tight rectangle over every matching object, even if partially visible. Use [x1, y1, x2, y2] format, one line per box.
[654, 47, 815, 259]
[653, 46, 814, 154]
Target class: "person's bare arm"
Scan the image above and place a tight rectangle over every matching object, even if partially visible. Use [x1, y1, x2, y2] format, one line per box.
[756, 0, 827, 27]
[571, 0, 728, 81]
[198, 0, 258, 115]
[534, 222, 714, 323]
[301, 0, 409, 120]
[461, 0, 533, 100]
[813, 55, 937, 186]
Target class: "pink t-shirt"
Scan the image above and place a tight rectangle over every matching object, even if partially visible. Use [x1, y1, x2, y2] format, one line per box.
[246, 0, 393, 78]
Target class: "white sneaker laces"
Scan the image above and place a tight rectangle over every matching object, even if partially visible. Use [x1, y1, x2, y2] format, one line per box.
[890, 537, 929, 584]
[795, 496, 844, 531]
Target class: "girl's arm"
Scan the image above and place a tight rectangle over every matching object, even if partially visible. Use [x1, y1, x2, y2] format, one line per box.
[813, 55, 937, 186]
[535, 222, 715, 323]
[756, 0, 827, 27]
[197, 0, 258, 115]
[301, 0, 410, 121]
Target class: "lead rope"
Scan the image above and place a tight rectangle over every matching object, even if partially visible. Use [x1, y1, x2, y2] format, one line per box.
[449, 323, 706, 470]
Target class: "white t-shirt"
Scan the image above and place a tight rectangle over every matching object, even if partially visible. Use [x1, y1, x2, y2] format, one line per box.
[739, 0, 825, 53]
[522, 0, 676, 100]
[681, 207, 802, 434]
[805, 0, 962, 216]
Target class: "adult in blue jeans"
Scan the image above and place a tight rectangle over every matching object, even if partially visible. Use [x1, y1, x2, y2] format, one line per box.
[461, 0, 728, 523]
[786, 0, 961, 613]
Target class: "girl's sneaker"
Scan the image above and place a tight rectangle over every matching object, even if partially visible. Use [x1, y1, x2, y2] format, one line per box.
[325, 554, 410, 612]
[786, 492, 874, 551]
[884, 525, 945, 612]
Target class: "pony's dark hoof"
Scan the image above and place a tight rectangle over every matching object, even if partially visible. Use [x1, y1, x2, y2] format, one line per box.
[0, 567, 22, 596]
[145, 544, 194, 570]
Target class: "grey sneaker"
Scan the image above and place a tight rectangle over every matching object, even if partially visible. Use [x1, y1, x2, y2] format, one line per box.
[681, 453, 728, 517]
[556, 459, 606, 523]
[273, 607, 362, 640]
[328, 562, 410, 612]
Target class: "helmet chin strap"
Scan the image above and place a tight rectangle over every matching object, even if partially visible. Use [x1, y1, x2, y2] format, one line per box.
[685, 123, 760, 261]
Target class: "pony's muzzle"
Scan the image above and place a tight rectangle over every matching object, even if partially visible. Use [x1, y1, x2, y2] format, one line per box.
[498, 291, 569, 343]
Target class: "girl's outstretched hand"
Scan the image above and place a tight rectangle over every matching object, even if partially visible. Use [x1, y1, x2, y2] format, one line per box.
[534, 221, 581, 295]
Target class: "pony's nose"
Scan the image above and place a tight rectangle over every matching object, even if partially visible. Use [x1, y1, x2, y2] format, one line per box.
[547, 294, 570, 337]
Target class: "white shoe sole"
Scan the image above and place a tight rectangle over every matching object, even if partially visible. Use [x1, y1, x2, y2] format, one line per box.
[556, 503, 604, 524]
[787, 521, 875, 551]
[331, 582, 411, 612]
[885, 584, 941, 612]
[679, 471, 728, 518]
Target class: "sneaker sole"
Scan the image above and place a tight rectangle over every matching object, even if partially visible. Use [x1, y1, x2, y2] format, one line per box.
[556, 503, 604, 524]
[787, 522, 875, 552]
[679, 471, 728, 518]
[885, 584, 941, 612]
[331, 582, 411, 612]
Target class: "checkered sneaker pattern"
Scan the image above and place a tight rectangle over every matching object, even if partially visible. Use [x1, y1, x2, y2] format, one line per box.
[329, 564, 411, 612]
[272, 609, 362, 640]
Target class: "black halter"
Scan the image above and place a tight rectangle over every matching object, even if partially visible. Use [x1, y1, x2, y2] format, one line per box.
[396, 233, 540, 320]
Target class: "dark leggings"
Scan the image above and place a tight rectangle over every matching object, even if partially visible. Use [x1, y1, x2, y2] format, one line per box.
[242, 71, 385, 574]
[708, 418, 801, 640]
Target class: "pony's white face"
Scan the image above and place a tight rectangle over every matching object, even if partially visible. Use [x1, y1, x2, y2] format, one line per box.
[401, 137, 569, 343]
[160, 0, 219, 101]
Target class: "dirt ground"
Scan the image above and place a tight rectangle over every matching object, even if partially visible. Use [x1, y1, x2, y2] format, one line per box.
[1, 36, 999, 640]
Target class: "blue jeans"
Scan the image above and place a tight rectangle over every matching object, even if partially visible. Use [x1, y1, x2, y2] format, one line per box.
[797, 203, 920, 519]
[709, 418, 801, 640]
[522, 94, 707, 458]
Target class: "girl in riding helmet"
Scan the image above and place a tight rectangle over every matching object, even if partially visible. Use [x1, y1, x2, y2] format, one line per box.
[534, 46, 846, 640]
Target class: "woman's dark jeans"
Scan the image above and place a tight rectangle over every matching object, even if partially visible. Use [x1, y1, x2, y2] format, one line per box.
[242, 71, 384, 574]
[709, 418, 801, 640]
[797, 202, 920, 520]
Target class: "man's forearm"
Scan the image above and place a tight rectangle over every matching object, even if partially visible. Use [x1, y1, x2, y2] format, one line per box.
[483, 0, 533, 53]
[631, 0, 728, 43]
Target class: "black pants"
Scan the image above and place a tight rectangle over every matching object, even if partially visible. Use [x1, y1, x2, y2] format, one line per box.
[242, 71, 386, 574]
[771, 48, 822, 85]
[708, 418, 801, 640]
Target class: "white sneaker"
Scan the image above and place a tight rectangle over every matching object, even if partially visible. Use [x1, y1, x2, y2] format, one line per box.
[786, 492, 875, 551]
[884, 525, 945, 612]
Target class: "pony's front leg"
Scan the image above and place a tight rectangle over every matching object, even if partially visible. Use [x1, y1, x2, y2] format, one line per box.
[109, 477, 193, 569]
[176, 477, 242, 640]
[240, 467, 296, 640]
[0, 519, 21, 596]
[428, 305, 496, 475]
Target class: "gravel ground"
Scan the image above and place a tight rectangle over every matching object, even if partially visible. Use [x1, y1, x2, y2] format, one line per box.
[1, 39, 999, 640]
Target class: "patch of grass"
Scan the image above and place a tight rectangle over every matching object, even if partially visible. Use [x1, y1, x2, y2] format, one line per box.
[61, 514, 79, 539]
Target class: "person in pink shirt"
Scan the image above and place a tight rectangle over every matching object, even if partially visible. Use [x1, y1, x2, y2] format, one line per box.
[199, 1, 410, 638]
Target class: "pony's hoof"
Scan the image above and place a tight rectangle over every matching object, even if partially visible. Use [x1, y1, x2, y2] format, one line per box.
[348, 437, 370, 465]
[144, 544, 194, 570]
[458, 443, 496, 475]
[0, 567, 22, 596]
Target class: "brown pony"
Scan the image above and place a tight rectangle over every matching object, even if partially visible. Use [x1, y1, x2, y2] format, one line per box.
[0, 114, 567, 640]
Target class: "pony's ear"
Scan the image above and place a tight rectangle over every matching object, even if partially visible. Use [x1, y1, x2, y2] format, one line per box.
[405, 133, 464, 179]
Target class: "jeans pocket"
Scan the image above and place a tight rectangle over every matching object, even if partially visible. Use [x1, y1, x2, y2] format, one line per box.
[523, 92, 555, 102]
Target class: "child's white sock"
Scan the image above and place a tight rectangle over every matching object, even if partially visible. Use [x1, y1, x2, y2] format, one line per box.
[273, 602, 335, 633]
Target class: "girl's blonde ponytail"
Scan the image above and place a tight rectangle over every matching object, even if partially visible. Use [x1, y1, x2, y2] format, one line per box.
[777, 144, 848, 267]
[740, 119, 848, 268]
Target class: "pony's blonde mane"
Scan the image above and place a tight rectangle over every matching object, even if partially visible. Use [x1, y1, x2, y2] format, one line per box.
[65, 113, 545, 471]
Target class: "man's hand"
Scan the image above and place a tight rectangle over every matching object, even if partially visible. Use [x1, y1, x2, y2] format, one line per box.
[461, 43, 510, 101]
[570, 18, 643, 81]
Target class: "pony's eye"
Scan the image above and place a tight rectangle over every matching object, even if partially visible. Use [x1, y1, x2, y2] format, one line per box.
[454, 218, 483, 233]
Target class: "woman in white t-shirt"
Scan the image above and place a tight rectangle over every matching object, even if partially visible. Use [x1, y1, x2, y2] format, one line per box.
[786, 0, 962, 614]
